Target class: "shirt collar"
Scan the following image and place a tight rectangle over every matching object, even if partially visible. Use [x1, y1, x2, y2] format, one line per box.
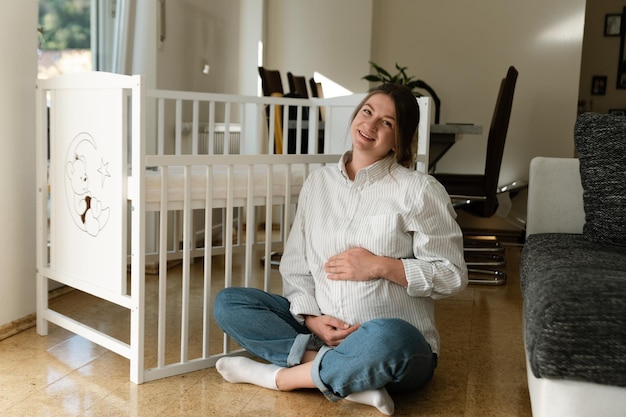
[338, 151, 396, 184]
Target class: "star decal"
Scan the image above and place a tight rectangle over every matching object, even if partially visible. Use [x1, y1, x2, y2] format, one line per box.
[98, 158, 111, 186]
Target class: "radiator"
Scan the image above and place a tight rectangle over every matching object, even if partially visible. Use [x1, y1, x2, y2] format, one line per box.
[199, 124, 241, 155]
[180, 122, 241, 155]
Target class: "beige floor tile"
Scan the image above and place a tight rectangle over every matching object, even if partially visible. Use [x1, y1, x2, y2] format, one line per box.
[464, 381, 531, 417]
[0, 246, 531, 416]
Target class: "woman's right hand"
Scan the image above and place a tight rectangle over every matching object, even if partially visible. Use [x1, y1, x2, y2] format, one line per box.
[304, 315, 360, 347]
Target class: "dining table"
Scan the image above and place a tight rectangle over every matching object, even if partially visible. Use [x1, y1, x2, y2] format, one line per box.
[429, 123, 482, 171]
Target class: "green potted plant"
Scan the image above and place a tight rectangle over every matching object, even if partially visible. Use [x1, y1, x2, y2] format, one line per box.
[363, 61, 441, 124]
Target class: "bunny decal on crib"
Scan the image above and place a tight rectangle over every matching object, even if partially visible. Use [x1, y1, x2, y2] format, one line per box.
[64, 132, 111, 237]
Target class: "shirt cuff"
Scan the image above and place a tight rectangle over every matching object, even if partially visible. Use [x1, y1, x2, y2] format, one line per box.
[288, 295, 322, 324]
[401, 258, 434, 297]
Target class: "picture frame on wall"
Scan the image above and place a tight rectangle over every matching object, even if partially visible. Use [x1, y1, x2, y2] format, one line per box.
[591, 75, 607, 95]
[605, 13, 621, 36]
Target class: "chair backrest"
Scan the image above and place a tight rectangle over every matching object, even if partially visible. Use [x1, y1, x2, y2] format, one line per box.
[482, 65, 518, 215]
[287, 72, 309, 97]
[258, 67, 284, 96]
[309, 78, 320, 97]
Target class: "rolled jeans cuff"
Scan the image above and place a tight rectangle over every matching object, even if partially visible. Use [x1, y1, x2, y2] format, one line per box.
[287, 333, 312, 367]
[310, 346, 342, 402]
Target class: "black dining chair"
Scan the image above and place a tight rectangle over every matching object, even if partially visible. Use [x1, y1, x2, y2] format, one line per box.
[433, 65, 518, 285]
[287, 72, 309, 98]
[258, 66, 284, 96]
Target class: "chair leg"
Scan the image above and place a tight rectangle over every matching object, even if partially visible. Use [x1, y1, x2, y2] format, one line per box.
[468, 268, 507, 285]
[466, 255, 505, 267]
[463, 235, 507, 285]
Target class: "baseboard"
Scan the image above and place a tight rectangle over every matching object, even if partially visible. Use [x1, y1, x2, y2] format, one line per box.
[0, 285, 78, 342]
[0, 313, 36, 342]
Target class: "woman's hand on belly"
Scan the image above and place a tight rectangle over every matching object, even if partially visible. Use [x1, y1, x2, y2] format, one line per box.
[304, 314, 360, 347]
[325, 248, 408, 287]
[325, 248, 379, 281]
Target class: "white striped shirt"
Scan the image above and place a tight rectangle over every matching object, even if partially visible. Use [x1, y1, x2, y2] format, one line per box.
[279, 152, 468, 353]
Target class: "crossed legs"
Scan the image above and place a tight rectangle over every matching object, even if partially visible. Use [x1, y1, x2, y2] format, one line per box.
[213, 287, 436, 415]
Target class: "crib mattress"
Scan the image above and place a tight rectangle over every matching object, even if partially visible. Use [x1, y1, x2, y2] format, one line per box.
[136, 164, 309, 209]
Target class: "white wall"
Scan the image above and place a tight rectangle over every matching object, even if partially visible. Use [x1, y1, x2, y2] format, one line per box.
[264, 0, 585, 187]
[156, 0, 243, 93]
[579, 0, 626, 113]
[153, 0, 373, 96]
[0, 0, 37, 326]
[371, 0, 585, 186]
[264, 0, 373, 94]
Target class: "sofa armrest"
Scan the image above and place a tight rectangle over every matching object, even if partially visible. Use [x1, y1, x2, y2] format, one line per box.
[526, 157, 585, 236]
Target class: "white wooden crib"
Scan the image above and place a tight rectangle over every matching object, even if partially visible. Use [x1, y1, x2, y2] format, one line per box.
[35, 72, 431, 383]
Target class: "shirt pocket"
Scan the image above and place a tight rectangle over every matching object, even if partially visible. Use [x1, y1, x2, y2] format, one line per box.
[364, 214, 402, 257]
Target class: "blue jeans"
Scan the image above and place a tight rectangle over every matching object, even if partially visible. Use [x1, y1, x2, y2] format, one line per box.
[213, 287, 437, 401]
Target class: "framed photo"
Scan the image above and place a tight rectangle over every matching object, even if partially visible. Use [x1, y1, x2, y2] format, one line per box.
[591, 75, 607, 95]
[609, 109, 626, 116]
[605, 13, 622, 36]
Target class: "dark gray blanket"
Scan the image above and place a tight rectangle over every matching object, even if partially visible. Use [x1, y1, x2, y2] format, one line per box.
[521, 233, 626, 387]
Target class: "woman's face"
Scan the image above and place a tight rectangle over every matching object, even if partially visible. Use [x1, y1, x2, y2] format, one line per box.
[350, 93, 396, 161]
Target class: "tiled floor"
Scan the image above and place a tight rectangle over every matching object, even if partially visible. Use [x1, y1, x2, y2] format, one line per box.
[0, 245, 531, 416]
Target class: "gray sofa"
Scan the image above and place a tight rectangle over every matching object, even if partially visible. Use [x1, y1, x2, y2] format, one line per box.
[520, 112, 626, 417]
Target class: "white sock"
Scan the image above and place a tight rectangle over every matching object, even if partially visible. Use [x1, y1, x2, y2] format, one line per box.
[345, 387, 395, 415]
[215, 356, 282, 390]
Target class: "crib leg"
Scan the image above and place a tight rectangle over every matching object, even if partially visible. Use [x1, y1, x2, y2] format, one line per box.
[36, 273, 48, 336]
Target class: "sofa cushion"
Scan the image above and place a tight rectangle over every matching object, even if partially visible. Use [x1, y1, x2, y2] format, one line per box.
[521, 233, 626, 387]
[574, 112, 626, 247]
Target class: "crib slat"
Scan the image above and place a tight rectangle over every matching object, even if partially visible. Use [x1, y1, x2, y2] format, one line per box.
[305, 105, 316, 153]
[263, 165, 274, 292]
[208, 101, 216, 154]
[180, 165, 193, 363]
[223, 102, 231, 154]
[202, 165, 214, 358]
[221, 163, 236, 356]
[157, 98, 165, 156]
[175, 99, 183, 155]
[191, 100, 199, 154]
[244, 165, 255, 288]
[294, 105, 303, 154]
[224, 164, 235, 289]
[157, 168, 169, 369]
[283, 164, 293, 245]
[268, 103, 278, 154]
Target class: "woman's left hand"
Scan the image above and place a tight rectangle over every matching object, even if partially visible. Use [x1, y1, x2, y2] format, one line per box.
[325, 248, 378, 282]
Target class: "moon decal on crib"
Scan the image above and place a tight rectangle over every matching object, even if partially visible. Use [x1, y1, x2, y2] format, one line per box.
[64, 132, 111, 237]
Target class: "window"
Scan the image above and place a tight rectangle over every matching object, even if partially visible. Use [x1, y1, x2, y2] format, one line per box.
[38, 0, 121, 79]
